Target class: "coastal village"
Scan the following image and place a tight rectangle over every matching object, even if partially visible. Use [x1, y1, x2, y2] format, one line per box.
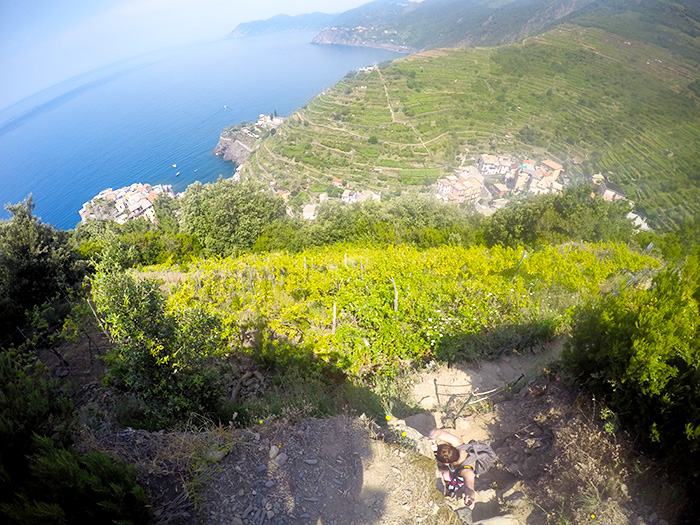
[79, 151, 648, 231]
[79, 183, 177, 224]
[289, 153, 645, 226]
[429, 154, 647, 228]
[435, 154, 629, 210]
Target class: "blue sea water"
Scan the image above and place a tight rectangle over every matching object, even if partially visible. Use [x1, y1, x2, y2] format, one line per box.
[0, 32, 400, 229]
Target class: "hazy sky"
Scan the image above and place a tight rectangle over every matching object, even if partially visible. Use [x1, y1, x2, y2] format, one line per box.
[0, 0, 370, 110]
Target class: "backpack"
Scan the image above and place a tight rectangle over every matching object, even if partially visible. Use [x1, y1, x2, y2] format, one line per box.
[464, 440, 496, 476]
[444, 469, 464, 497]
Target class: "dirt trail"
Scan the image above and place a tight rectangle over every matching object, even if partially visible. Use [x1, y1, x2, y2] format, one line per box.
[199, 341, 568, 525]
[202, 417, 461, 525]
[199, 336, 671, 525]
[71, 333, 672, 524]
[410, 339, 565, 443]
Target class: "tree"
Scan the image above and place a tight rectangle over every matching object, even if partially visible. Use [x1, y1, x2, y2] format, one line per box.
[180, 179, 286, 257]
[0, 196, 84, 344]
[153, 195, 179, 235]
[483, 186, 634, 248]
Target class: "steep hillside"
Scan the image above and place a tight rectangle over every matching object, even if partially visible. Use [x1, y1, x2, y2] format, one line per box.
[226, 12, 336, 38]
[312, 0, 596, 51]
[241, 24, 700, 230]
[566, 0, 700, 62]
[310, 0, 700, 56]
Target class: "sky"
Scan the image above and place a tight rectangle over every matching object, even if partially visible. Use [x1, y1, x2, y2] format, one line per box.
[0, 0, 371, 110]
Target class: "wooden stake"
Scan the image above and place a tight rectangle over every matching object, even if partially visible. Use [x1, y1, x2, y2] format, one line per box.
[332, 302, 337, 334]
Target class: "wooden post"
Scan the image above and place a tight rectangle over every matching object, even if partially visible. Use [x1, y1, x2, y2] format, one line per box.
[390, 277, 398, 313]
[511, 251, 527, 282]
[86, 298, 109, 339]
[332, 302, 337, 334]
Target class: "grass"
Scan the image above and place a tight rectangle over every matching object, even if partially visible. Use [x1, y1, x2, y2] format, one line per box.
[242, 24, 700, 230]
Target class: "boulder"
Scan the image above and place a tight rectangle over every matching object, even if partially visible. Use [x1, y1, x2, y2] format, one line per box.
[403, 413, 436, 436]
[473, 516, 521, 524]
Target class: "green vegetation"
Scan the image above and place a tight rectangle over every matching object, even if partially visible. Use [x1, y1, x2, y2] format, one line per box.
[565, 260, 700, 488]
[152, 242, 657, 374]
[484, 186, 635, 248]
[244, 24, 700, 230]
[4, 169, 700, 518]
[0, 196, 85, 344]
[179, 179, 286, 257]
[321, 0, 700, 61]
[91, 245, 229, 428]
[0, 353, 149, 524]
[4, 1, 700, 518]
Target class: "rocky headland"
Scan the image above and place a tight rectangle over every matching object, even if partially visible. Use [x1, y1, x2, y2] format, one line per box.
[311, 27, 417, 53]
[213, 113, 284, 166]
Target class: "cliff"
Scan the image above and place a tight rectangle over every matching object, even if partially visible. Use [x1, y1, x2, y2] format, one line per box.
[227, 12, 336, 38]
[311, 27, 417, 53]
[212, 133, 255, 165]
[213, 114, 284, 166]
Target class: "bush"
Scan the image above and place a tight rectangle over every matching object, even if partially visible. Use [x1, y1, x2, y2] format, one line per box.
[564, 261, 700, 490]
[91, 263, 227, 428]
[0, 352, 149, 523]
[1, 436, 150, 524]
[0, 197, 85, 344]
[0, 352, 74, 470]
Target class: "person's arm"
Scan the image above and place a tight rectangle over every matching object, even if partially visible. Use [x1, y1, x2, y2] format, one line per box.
[460, 467, 476, 506]
[428, 428, 463, 447]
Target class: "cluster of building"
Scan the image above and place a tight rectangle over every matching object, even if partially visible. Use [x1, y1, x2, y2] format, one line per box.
[79, 183, 176, 224]
[433, 153, 647, 228]
[435, 154, 567, 208]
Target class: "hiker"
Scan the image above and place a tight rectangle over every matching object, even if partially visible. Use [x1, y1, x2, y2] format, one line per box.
[428, 428, 496, 509]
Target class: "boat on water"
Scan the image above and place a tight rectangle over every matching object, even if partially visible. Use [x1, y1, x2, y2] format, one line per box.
[172, 164, 177, 168]
[175, 172, 180, 176]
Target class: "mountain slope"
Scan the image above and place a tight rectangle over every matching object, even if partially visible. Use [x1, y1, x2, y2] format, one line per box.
[241, 24, 700, 230]
[310, 0, 700, 59]
[312, 0, 597, 51]
[227, 12, 337, 38]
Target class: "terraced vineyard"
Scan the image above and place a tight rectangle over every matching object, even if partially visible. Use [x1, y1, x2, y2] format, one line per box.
[242, 25, 700, 230]
[150, 242, 659, 375]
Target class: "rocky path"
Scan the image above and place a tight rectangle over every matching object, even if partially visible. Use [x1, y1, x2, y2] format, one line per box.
[199, 335, 672, 525]
[198, 341, 568, 525]
[76, 335, 671, 524]
[201, 416, 461, 525]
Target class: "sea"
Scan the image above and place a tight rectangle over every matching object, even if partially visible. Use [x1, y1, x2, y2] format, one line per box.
[0, 32, 400, 230]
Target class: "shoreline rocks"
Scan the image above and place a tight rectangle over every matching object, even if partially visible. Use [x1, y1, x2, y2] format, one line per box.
[213, 113, 284, 166]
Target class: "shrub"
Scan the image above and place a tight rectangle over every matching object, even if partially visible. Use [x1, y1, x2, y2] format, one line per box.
[0, 352, 149, 523]
[1, 436, 150, 524]
[91, 264, 226, 428]
[564, 261, 700, 486]
[0, 352, 74, 470]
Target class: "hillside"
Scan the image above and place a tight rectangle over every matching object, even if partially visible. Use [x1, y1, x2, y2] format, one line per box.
[65, 336, 681, 524]
[73, 240, 683, 523]
[308, 0, 700, 56]
[5, 187, 700, 522]
[240, 24, 700, 230]
[312, 0, 596, 51]
[226, 12, 336, 38]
